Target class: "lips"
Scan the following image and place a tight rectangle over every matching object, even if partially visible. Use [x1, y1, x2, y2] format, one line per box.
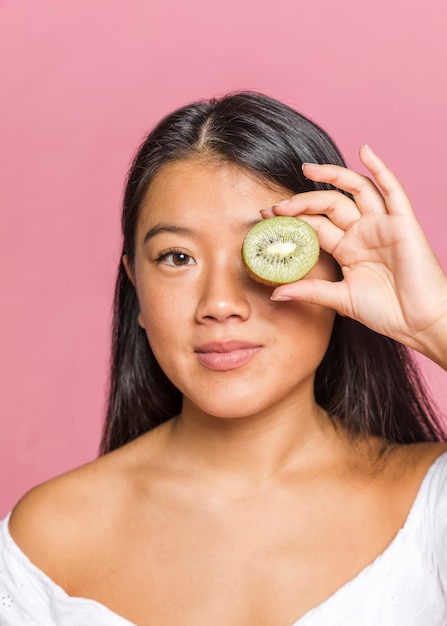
[195, 340, 262, 371]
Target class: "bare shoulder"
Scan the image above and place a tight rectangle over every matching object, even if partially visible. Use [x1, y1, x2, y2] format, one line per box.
[9, 459, 108, 581]
[373, 440, 447, 505]
[342, 437, 447, 501]
[8, 428, 165, 585]
[387, 440, 447, 476]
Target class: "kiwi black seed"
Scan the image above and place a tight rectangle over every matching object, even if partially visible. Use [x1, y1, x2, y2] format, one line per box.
[242, 216, 320, 286]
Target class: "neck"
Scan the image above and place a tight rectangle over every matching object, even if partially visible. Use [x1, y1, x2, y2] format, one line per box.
[166, 394, 340, 493]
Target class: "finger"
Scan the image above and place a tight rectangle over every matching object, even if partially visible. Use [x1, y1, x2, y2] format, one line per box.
[359, 144, 415, 217]
[271, 189, 361, 230]
[271, 277, 349, 314]
[260, 209, 275, 218]
[295, 214, 345, 257]
[302, 162, 388, 216]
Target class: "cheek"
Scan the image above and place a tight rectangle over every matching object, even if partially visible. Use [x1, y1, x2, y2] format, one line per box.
[277, 301, 336, 362]
[137, 290, 185, 333]
[135, 280, 197, 380]
[134, 260, 189, 330]
[138, 299, 182, 379]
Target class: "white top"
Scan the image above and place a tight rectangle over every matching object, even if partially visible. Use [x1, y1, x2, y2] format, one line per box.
[1, 452, 447, 625]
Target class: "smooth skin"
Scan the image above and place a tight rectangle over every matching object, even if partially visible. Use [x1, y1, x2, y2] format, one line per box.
[9, 148, 447, 626]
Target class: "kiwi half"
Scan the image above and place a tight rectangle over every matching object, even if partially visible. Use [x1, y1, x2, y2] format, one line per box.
[242, 216, 319, 286]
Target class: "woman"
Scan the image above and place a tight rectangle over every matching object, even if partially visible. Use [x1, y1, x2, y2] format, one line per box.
[1, 92, 447, 625]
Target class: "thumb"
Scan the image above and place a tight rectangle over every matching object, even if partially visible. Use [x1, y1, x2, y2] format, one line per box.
[271, 279, 347, 314]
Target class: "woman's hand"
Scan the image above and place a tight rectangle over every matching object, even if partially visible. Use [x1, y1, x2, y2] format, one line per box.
[266, 144, 447, 369]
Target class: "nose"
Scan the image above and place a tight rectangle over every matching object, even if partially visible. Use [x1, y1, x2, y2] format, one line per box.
[195, 257, 251, 324]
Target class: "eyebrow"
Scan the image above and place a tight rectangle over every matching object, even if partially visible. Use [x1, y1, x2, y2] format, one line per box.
[143, 218, 262, 245]
[143, 224, 197, 245]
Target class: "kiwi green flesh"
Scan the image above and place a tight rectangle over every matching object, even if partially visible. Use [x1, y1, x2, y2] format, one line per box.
[242, 216, 320, 286]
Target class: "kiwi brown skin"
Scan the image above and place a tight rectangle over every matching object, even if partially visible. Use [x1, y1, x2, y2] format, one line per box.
[241, 216, 320, 287]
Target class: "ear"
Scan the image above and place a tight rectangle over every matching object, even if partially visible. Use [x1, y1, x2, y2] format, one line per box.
[122, 254, 135, 286]
[122, 255, 146, 329]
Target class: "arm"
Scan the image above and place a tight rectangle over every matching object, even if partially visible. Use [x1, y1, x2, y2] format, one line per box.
[266, 144, 447, 369]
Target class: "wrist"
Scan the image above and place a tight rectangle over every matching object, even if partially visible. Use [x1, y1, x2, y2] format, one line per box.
[411, 313, 447, 371]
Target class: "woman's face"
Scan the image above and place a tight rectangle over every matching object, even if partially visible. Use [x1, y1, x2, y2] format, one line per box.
[130, 158, 338, 420]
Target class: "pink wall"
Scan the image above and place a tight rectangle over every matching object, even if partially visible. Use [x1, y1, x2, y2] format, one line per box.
[1, 0, 446, 516]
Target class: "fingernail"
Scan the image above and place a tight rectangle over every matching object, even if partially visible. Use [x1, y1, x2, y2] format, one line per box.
[363, 143, 374, 153]
[271, 294, 293, 301]
[272, 198, 291, 207]
[302, 162, 320, 170]
[260, 209, 270, 217]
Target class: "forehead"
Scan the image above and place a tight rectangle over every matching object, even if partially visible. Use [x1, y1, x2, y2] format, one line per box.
[137, 158, 289, 235]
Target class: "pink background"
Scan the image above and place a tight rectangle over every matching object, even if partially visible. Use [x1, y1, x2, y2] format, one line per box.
[1, 0, 446, 516]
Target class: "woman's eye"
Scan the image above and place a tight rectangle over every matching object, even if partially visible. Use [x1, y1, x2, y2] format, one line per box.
[159, 251, 195, 266]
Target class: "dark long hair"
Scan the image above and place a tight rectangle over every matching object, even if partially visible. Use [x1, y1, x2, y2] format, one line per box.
[100, 92, 445, 454]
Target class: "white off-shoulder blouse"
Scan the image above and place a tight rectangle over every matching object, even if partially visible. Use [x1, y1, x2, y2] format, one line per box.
[1, 452, 447, 625]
